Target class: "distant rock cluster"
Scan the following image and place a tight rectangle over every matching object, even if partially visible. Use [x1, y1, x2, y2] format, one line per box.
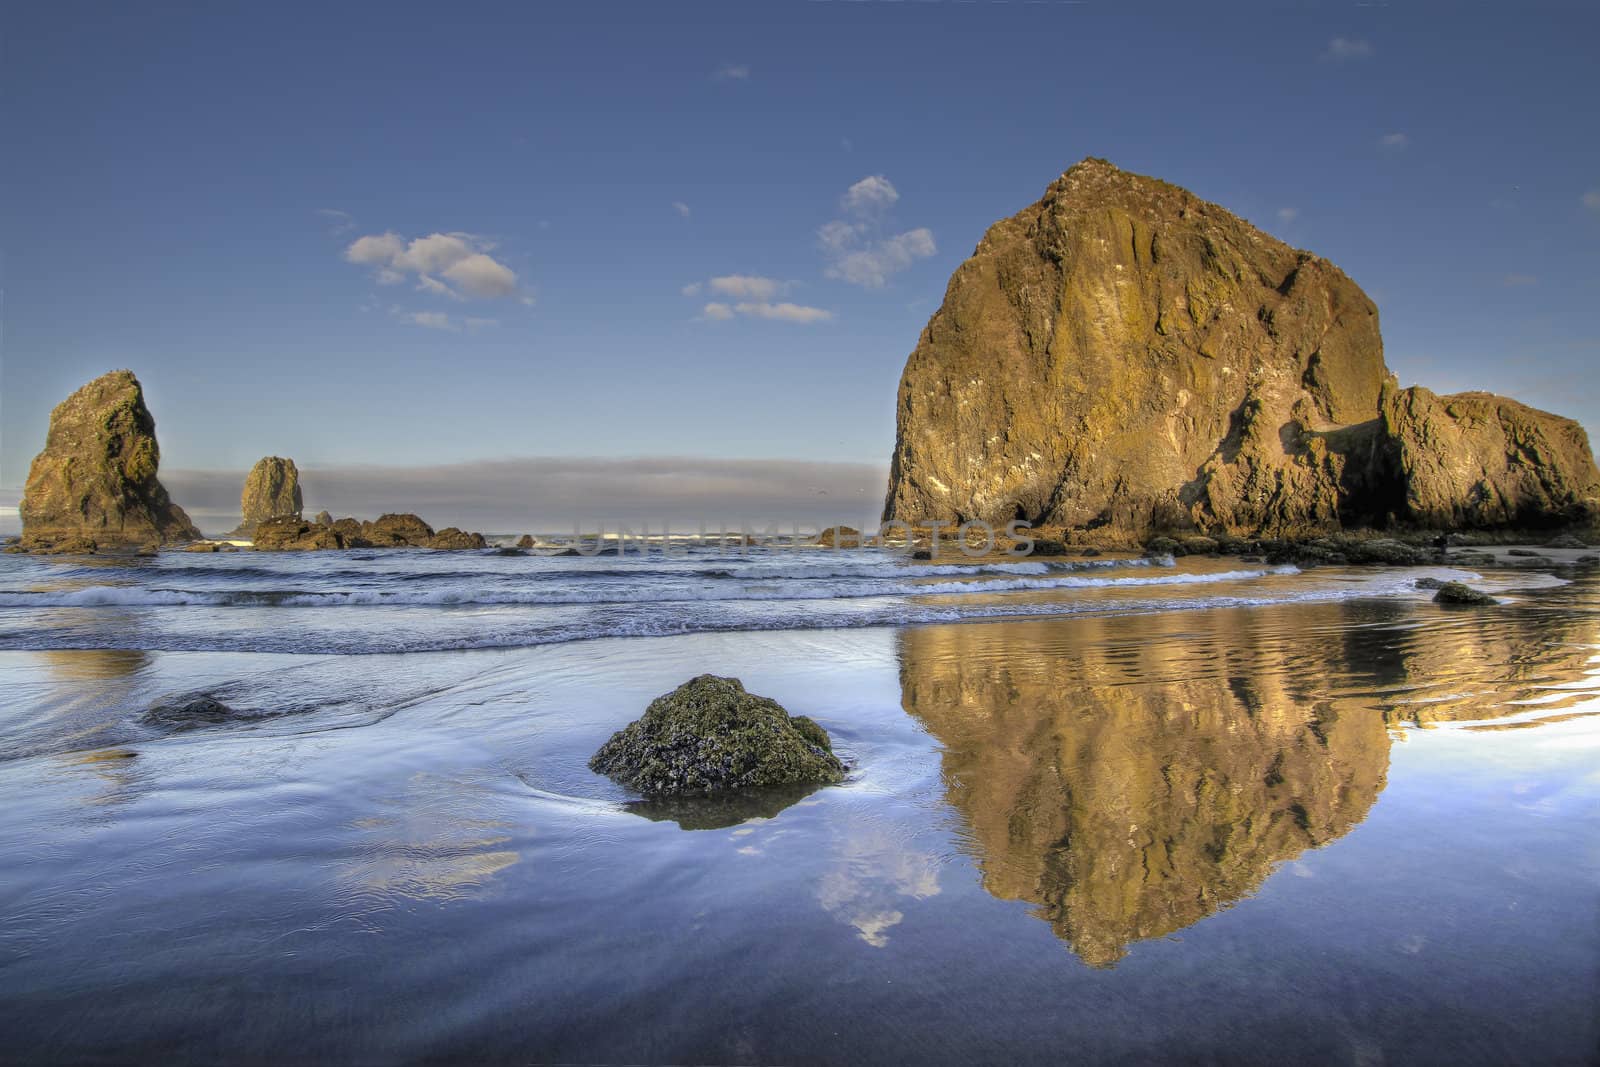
[14, 370, 488, 554]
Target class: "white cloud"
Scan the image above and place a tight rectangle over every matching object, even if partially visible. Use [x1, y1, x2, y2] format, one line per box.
[673, 201, 691, 218]
[1583, 190, 1600, 212]
[714, 63, 750, 81]
[346, 232, 405, 265]
[1323, 37, 1374, 62]
[345, 230, 522, 301]
[842, 175, 899, 215]
[824, 227, 937, 288]
[708, 274, 782, 301]
[406, 310, 455, 330]
[682, 282, 703, 297]
[735, 301, 833, 323]
[818, 177, 936, 288]
[442, 252, 518, 298]
[416, 274, 458, 300]
[699, 300, 831, 324]
[1277, 207, 1299, 223]
[317, 208, 355, 235]
[1380, 132, 1410, 149]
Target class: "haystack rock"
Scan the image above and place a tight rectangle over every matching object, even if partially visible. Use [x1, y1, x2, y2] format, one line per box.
[231, 456, 303, 538]
[19, 370, 200, 551]
[883, 158, 1600, 538]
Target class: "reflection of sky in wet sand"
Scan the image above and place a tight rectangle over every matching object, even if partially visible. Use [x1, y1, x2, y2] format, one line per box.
[337, 772, 520, 913]
[898, 596, 1600, 966]
[816, 822, 942, 947]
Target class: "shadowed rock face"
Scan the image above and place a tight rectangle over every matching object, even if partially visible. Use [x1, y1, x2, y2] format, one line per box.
[232, 456, 302, 537]
[1381, 386, 1600, 528]
[19, 370, 200, 550]
[883, 158, 1599, 537]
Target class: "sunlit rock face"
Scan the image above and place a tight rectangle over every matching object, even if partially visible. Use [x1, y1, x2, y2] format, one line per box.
[882, 158, 1599, 537]
[897, 612, 1390, 967]
[19, 370, 200, 550]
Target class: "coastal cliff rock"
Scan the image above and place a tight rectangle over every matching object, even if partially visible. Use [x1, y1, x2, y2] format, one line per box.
[19, 371, 200, 551]
[232, 456, 303, 538]
[883, 158, 1599, 537]
[591, 675, 846, 796]
[313, 510, 333, 526]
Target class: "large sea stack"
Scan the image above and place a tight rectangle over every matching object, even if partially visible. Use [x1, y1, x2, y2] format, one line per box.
[18, 370, 200, 552]
[883, 158, 1600, 538]
[231, 456, 303, 538]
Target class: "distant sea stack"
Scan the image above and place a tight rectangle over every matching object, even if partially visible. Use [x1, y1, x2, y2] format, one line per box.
[231, 456, 303, 538]
[883, 158, 1600, 538]
[18, 370, 200, 552]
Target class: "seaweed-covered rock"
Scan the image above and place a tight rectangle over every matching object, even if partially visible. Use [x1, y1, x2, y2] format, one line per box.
[516, 534, 536, 549]
[590, 675, 846, 796]
[1415, 577, 1446, 590]
[142, 694, 239, 729]
[1433, 581, 1497, 606]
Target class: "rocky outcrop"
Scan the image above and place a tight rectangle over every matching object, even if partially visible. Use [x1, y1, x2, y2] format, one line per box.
[253, 516, 344, 551]
[314, 510, 333, 526]
[813, 525, 862, 548]
[19, 371, 200, 552]
[883, 158, 1599, 538]
[359, 513, 434, 547]
[426, 527, 487, 550]
[231, 456, 302, 538]
[248, 512, 487, 551]
[590, 675, 846, 796]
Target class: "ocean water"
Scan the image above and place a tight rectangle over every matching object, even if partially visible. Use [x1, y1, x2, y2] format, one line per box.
[0, 544, 1596, 1064]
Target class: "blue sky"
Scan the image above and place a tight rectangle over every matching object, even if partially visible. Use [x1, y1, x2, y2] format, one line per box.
[3, 1, 1598, 523]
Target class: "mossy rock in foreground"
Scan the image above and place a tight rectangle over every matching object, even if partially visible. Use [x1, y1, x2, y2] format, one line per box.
[590, 675, 846, 796]
[1433, 581, 1498, 606]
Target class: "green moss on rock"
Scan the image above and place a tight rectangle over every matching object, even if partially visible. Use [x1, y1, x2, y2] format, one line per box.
[590, 675, 846, 796]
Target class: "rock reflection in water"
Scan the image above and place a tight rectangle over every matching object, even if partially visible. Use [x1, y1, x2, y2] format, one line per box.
[897, 598, 1600, 967]
[625, 782, 825, 831]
